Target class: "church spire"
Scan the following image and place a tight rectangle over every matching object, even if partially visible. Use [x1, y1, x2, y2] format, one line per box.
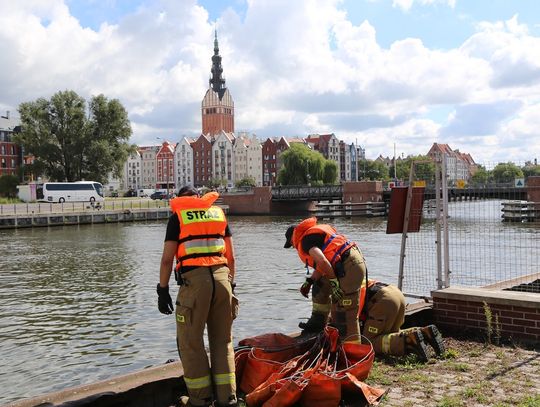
[210, 30, 226, 98]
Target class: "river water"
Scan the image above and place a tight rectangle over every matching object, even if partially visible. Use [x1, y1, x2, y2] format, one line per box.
[0, 209, 537, 404]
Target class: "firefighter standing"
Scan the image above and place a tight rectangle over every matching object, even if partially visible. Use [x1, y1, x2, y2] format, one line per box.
[360, 280, 446, 362]
[284, 217, 367, 343]
[157, 186, 239, 407]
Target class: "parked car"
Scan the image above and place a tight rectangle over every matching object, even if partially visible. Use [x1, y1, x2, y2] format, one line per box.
[150, 191, 168, 200]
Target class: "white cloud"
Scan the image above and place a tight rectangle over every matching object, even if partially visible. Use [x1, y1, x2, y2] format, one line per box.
[0, 1, 539, 164]
[392, 0, 456, 12]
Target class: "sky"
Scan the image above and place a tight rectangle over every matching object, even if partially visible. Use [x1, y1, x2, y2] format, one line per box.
[1, 0, 539, 165]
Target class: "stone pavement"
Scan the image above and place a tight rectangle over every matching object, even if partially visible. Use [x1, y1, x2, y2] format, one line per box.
[365, 338, 540, 407]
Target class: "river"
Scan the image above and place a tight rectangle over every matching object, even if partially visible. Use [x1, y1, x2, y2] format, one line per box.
[0, 208, 537, 404]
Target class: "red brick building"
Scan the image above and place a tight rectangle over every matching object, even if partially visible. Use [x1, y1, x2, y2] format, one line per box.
[201, 31, 234, 135]
[191, 134, 213, 187]
[156, 141, 175, 192]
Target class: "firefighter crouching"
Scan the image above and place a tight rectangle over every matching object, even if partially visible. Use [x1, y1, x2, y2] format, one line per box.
[284, 217, 367, 343]
[156, 186, 239, 407]
[360, 280, 446, 362]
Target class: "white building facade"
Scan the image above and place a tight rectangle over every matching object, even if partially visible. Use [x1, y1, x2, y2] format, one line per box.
[174, 137, 194, 188]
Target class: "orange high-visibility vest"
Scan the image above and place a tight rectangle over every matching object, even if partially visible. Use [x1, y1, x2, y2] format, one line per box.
[292, 218, 355, 269]
[170, 192, 228, 269]
[358, 279, 377, 320]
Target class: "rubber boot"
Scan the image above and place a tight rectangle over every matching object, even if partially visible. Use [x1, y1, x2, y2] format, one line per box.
[404, 329, 430, 363]
[420, 325, 446, 356]
[298, 312, 327, 333]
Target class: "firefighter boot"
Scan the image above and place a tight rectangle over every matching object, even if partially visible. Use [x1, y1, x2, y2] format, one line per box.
[404, 329, 430, 363]
[420, 325, 446, 356]
[298, 312, 327, 333]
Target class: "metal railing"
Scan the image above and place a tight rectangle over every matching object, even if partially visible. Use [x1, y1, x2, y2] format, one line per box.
[0, 198, 170, 216]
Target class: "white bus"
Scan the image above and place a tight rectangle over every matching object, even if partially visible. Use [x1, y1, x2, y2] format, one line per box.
[37, 181, 105, 203]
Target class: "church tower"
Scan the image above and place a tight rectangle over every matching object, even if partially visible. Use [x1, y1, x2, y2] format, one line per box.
[201, 31, 234, 135]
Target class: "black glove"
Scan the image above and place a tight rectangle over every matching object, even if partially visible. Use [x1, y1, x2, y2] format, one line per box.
[300, 277, 314, 298]
[156, 284, 174, 315]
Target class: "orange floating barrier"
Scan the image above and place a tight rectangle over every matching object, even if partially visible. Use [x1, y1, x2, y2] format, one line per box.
[235, 326, 385, 407]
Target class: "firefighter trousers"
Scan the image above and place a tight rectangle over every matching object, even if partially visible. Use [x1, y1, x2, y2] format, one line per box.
[362, 284, 407, 355]
[311, 246, 366, 343]
[175, 265, 236, 406]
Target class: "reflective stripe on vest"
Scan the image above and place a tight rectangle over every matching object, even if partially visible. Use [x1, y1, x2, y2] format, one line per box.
[183, 237, 225, 255]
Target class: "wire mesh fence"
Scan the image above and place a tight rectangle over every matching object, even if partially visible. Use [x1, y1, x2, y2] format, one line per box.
[400, 160, 540, 298]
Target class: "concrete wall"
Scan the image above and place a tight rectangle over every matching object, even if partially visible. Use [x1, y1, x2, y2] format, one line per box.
[432, 287, 540, 344]
[342, 181, 384, 203]
[220, 187, 272, 215]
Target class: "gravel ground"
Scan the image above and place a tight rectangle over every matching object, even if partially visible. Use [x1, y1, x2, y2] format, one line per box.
[364, 338, 540, 407]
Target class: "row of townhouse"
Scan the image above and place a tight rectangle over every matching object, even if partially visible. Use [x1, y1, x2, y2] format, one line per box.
[122, 131, 366, 193]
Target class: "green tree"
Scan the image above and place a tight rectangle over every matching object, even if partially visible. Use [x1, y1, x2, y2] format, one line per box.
[470, 165, 490, 185]
[322, 160, 338, 184]
[390, 155, 435, 183]
[491, 162, 523, 184]
[16, 90, 133, 184]
[521, 163, 540, 178]
[0, 175, 19, 198]
[277, 143, 325, 185]
[235, 176, 256, 188]
[358, 159, 390, 181]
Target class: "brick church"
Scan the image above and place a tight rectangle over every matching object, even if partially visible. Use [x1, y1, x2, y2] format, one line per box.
[201, 31, 234, 135]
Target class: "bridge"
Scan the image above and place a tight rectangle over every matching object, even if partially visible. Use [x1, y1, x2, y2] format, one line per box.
[271, 185, 343, 201]
[271, 184, 529, 202]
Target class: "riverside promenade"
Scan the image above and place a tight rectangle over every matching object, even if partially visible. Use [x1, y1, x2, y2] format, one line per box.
[0, 199, 173, 229]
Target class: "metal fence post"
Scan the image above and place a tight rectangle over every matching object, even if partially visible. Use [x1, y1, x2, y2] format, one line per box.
[441, 155, 450, 288]
[435, 156, 443, 290]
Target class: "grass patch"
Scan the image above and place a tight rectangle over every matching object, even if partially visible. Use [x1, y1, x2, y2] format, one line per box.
[0, 198, 23, 204]
[462, 382, 490, 403]
[442, 348, 459, 359]
[437, 396, 465, 407]
[445, 361, 470, 372]
[517, 394, 540, 407]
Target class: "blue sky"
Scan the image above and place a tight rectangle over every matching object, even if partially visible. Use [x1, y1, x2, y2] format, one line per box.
[1, 0, 540, 164]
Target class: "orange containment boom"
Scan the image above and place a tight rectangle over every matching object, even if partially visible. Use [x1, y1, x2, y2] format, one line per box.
[235, 326, 387, 407]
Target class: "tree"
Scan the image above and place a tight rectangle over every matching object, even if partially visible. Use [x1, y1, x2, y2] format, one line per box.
[322, 161, 338, 184]
[521, 163, 540, 178]
[470, 165, 490, 185]
[389, 155, 435, 183]
[277, 143, 324, 185]
[491, 162, 523, 184]
[358, 159, 390, 181]
[0, 174, 19, 198]
[16, 90, 134, 184]
[235, 176, 256, 188]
